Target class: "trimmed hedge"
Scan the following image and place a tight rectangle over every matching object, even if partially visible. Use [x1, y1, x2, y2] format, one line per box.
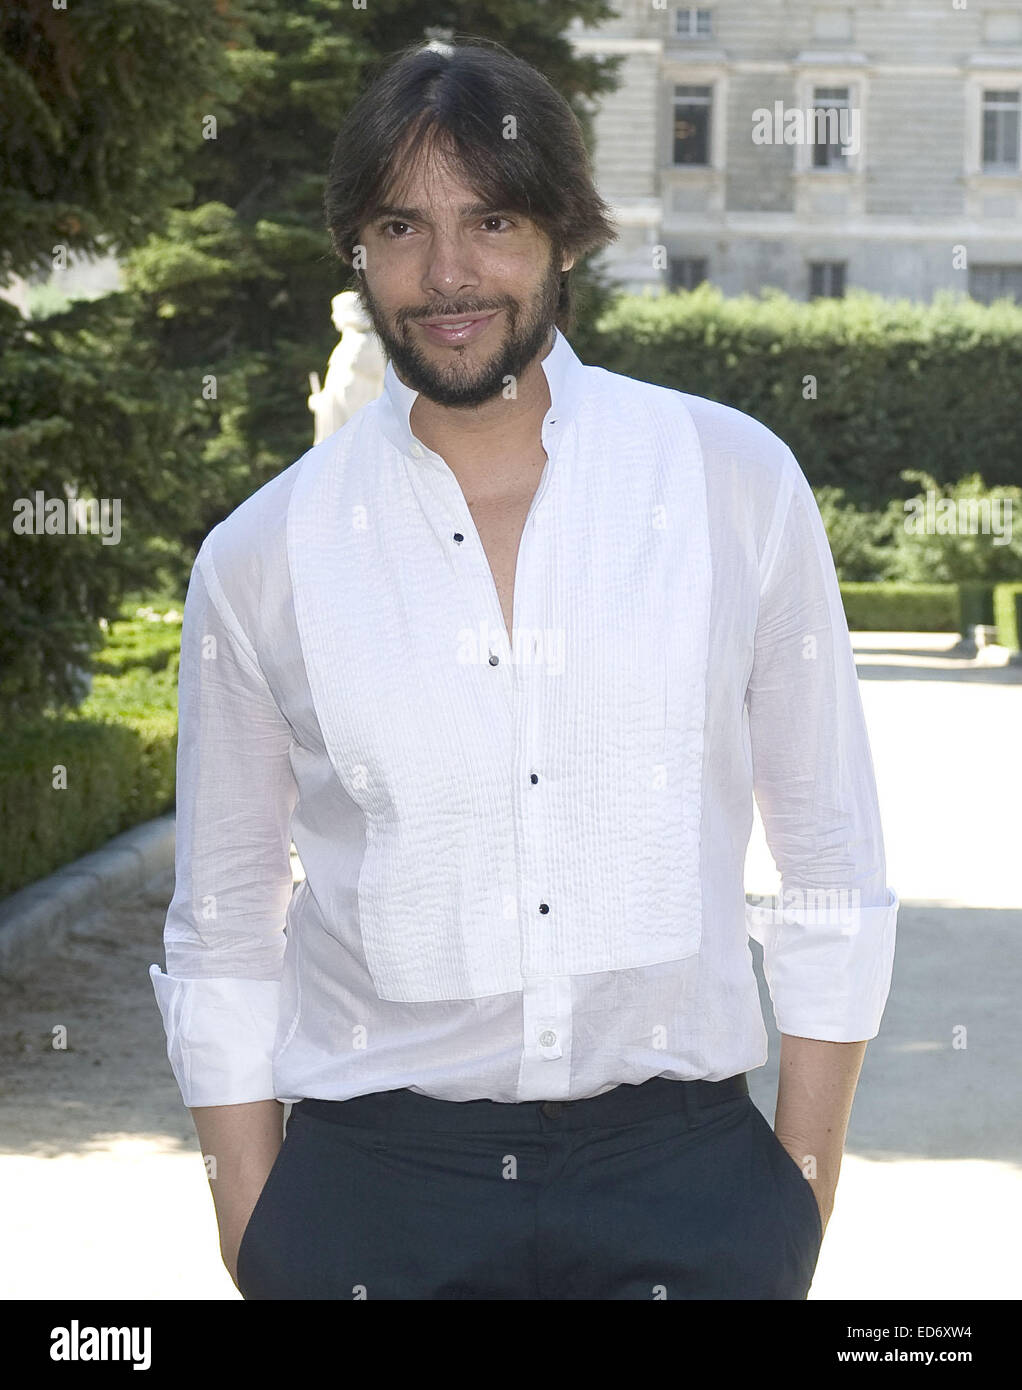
[574, 285, 1022, 506]
[993, 584, 1022, 652]
[838, 581, 1022, 644]
[839, 583, 959, 632]
[0, 604, 181, 901]
[0, 713, 176, 900]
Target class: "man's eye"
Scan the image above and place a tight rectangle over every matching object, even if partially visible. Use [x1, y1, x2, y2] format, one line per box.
[380, 216, 510, 237]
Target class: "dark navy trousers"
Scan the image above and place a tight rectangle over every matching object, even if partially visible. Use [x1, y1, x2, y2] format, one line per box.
[236, 1072, 824, 1300]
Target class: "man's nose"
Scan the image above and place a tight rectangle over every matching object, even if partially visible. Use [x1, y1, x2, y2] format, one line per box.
[422, 234, 480, 301]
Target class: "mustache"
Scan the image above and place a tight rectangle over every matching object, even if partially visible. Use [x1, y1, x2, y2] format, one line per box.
[400, 304, 509, 323]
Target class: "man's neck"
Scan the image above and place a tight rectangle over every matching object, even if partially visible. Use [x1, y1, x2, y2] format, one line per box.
[404, 328, 555, 490]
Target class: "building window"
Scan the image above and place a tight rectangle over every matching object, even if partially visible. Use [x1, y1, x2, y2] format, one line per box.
[669, 257, 708, 290]
[982, 90, 1021, 171]
[673, 86, 713, 165]
[811, 87, 853, 168]
[969, 264, 1022, 303]
[809, 262, 846, 298]
[675, 8, 712, 38]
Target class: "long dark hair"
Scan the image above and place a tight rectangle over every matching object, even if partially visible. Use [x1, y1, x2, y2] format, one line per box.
[323, 37, 618, 334]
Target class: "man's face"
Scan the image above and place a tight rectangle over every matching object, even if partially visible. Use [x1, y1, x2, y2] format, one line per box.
[353, 147, 571, 408]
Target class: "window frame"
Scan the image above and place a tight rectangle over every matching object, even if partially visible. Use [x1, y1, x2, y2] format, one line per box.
[980, 88, 1022, 172]
[808, 261, 847, 299]
[671, 82, 714, 167]
[674, 7, 713, 40]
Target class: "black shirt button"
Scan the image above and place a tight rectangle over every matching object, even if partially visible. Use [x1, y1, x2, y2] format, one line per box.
[453, 532, 464, 542]
[488, 653, 499, 666]
[530, 773, 539, 784]
[539, 902, 549, 914]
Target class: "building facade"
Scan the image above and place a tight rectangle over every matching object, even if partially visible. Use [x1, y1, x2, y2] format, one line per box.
[567, 0, 1022, 301]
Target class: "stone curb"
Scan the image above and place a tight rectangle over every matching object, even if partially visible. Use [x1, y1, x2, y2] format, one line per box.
[0, 814, 176, 982]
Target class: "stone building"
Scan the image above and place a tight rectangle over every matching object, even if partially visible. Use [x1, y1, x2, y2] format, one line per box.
[567, 1, 1022, 301]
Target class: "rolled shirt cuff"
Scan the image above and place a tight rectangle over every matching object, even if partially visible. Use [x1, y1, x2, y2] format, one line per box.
[745, 886, 899, 1041]
[148, 964, 282, 1106]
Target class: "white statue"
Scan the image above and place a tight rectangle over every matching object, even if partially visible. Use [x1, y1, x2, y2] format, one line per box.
[308, 290, 387, 442]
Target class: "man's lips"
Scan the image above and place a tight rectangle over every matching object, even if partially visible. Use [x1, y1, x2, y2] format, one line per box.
[417, 311, 499, 345]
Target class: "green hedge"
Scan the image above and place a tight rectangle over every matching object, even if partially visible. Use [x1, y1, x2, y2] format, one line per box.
[993, 584, 1022, 652]
[0, 604, 181, 901]
[838, 581, 1022, 646]
[0, 714, 177, 900]
[839, 583, 959, 632]
[574, 286, 1022, 506]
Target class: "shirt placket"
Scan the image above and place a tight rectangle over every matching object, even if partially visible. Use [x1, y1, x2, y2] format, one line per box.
[408, 417, 573, 1100]
[513, 416, 574, 1101]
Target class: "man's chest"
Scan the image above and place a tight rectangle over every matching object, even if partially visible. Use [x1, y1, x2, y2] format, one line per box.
[279, 417, 730, 782]
[464, 487, 539, 644]
[271, 412, 722, 998]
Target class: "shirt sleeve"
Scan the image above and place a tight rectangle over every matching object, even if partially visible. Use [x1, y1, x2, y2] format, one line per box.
[744, 451, 899, 1041]
[148, 542, 299, 1106]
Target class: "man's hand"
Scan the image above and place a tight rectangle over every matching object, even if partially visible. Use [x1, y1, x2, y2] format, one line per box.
[774, 1034, 869, 1240]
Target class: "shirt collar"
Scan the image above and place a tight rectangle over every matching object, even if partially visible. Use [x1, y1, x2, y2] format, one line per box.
[375, 324, 586, 465]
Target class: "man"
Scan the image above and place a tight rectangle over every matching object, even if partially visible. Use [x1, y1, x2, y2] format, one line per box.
[149, 38, 898, 1301]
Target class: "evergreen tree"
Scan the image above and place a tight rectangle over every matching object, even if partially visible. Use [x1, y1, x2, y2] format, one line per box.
[0, 0, 242, 718]
[0, 0, 238, 280]
[0, 0, 622, 717]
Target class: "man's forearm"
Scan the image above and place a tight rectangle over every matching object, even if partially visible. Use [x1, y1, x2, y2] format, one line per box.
[773, 1034, 868, 1233]
[190, 1099, 285, 1195]
[189, 1099, 286, 1282]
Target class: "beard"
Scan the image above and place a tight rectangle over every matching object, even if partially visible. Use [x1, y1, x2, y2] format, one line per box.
[353, 249, 562, 409]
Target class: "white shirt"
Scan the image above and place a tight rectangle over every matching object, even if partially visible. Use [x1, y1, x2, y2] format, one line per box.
[148, 326, 899, 1108]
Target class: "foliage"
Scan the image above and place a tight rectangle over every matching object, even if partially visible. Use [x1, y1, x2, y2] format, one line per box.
[587, 283, 1022, 504]
[882, 469, 1022, 583]
[0, 293, 211, 718]
[838, 582, 959, 633]
[0, 596, 182, 899]
[993, 583, 1022, 651]
[813, 486, 896, 582]
[0, 0, 239, 283]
